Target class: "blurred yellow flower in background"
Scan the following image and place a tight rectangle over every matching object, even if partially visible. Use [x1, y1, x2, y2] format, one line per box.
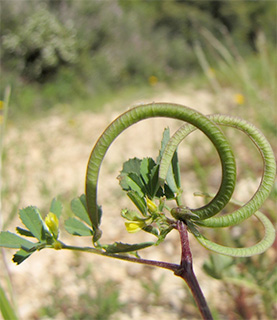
[148, 75, 158, 86]
[234, 93, 245, 105]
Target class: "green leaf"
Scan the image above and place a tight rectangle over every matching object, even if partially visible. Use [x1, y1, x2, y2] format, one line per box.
[142, 225, 159, 237]
[96, 205, 102, 228]
[126, 173, 145, 196]
[64, 217, 94, 236]
[156, 127, 181, 195]
[127, 190, 147, 216]
[119, 157, 164, 199]
[49, 198, 63, 218]
[19, 206, 52, 242]
[171, 150, 181, 190]
[163, 184, 175, 200]
[121, 157, 141, 175]
[104, 241, 155, 253]
[156, 128, 170, 164]
[16, 227, 35, 238]
[140, 158, 160, 197]
[118, 172, 145, 197]
[118, 158, 145, 196]
[149, 163, 161, 197]
[12, 249, 32, 265]
[165, 172, 177, 193]
[0, 283, 19, 319]
[71, 195, 92, 226]
[140, 158, 155, 186]
[0, 231, 34, 249]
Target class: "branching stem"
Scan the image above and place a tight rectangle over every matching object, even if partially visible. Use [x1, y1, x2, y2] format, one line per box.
[175, 220, 213, 320]
[60, 221, 213, 319]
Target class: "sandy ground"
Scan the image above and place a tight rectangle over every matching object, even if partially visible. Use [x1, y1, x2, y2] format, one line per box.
[1, 87, 269, 319]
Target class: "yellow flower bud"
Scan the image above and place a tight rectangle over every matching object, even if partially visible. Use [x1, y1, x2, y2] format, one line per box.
[45, 212, 59, 239]
[146, 197, 158, 214]
[125, 221, 146, 233]
[53, 241, 62, 250]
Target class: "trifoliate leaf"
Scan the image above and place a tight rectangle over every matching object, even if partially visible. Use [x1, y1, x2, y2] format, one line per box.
[119, 157, 163, 199]
[19, 206, 52, 242]
[0, 231, 35, 249]
[71, 195, 92, 226]
[104, 241, 155, 253]
[64, 217, 94, 236]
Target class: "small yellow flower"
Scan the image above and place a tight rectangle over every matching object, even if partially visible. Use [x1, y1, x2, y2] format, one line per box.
[125, 221, 146, 233]
[148, 75, 158, 86]
[0, 101, 3, 110]
[146, 197, 158, 214]
[45, 212, 59, 239]
[234, 93, 245, 105]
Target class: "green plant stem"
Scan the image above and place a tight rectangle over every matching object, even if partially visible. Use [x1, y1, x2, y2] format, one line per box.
[175, 220, 213, 320]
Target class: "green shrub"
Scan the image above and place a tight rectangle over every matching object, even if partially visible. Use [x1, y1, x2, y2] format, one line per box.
[2, 8, 77, 81]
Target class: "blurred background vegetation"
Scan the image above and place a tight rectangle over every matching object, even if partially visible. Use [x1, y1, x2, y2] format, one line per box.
[1, 0, 276, 118]
[1, 1, 276, 319]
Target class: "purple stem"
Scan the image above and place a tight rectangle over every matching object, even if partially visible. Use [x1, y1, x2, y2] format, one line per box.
[175, 220, 213, 320]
